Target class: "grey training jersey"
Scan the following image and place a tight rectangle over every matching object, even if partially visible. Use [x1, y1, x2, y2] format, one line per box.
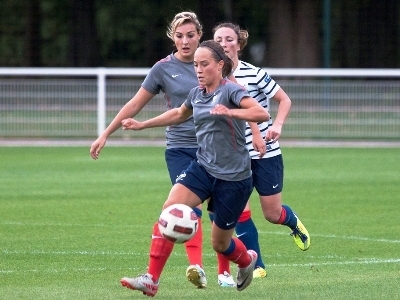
[234, 60, 282, 159]
[184, 79, 252, 181]
[142, 52, 198, 148]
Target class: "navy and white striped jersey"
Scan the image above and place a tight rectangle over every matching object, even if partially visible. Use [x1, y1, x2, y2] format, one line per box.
[233, 60, 282, 159]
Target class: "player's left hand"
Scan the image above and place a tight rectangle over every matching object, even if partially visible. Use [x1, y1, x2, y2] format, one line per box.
[252, 134, 266, 158]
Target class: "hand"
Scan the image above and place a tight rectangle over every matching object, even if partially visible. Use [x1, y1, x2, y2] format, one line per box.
[121, 118, 143, 130]
[90, 136, 107, 160]
[210, 104, 231, 117]
[265, 124, 282, 143]
[252, 134, 266, 158]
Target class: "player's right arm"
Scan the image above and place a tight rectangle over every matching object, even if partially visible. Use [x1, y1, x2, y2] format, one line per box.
[121, 103, 192, 131]
[90, 87, 155, 160]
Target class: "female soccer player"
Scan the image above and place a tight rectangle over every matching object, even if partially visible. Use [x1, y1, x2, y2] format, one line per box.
[212, 22, 311, 285]
[89, 12, 208, 287]
[119, 40, 270, 296]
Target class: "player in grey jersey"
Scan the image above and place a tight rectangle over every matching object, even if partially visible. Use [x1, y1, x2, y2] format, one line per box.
[90, 12, 208, 293]
[120, 40, 270, 296]
[213, 22, 311, 283]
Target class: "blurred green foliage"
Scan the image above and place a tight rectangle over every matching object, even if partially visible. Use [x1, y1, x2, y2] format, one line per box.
[0, 0, 399, 68]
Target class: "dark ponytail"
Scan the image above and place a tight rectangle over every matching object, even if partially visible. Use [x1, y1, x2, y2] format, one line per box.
[199, 40, 233, 78]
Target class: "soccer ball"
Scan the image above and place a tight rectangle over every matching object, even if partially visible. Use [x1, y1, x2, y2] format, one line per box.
[158, 204, 198, 244]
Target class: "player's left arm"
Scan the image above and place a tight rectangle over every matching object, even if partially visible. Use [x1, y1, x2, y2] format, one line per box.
[122, 103, 192, 130]
[267, 88, 291, 142]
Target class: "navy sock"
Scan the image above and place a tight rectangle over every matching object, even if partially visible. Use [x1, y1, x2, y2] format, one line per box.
[235, 218, 265, 269]
[192, 206, 202, 218]
[208, 212, 214, 222]
[221, 239, 235, 255]
[281, 204, 297, 230]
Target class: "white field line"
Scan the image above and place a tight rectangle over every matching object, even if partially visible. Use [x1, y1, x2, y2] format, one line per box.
[2, 223, 400, 274]
[267, 258, 400, 267]
[1, 257, 399, 275]
[3, 221, 400, 244]
[257, 230, 400, 244]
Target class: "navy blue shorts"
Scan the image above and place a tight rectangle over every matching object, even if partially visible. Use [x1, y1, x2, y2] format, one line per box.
[165, 148, 198, 184]
[251, 154, 284, 196]
[177, 160, 253, 230]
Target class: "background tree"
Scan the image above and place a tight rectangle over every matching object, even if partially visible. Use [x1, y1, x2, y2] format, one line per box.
[68, 0, 99, 66]
[0, 0, 399, 68]
[26, 0, 42, 66]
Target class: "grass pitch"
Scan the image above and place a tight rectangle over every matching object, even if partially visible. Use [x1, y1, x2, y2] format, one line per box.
[1, 146, 399, 299]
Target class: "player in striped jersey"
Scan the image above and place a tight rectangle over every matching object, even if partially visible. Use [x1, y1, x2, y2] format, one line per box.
[213, 22, 310, 285]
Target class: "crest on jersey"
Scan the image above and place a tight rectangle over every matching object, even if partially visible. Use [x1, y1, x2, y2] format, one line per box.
[212, 93, 219, 104]
[264, 75, 271, 83]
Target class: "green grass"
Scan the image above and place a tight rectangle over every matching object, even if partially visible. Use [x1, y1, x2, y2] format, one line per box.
[1, 146, 400, 299]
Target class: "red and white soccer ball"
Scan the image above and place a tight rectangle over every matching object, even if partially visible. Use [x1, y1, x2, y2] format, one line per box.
[158, 204, 198, 244]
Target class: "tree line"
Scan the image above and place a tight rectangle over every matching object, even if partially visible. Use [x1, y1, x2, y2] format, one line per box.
[0, 0, 399, 68]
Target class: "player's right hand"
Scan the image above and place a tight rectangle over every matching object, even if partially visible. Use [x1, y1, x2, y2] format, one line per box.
[90, 137, 106, 160]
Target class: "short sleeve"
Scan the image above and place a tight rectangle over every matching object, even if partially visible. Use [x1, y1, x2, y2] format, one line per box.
[256, 68, 280, 98]
[184, 87, 197, 109]
[141, 62, 164, 94]
[229, 83, 250, 107]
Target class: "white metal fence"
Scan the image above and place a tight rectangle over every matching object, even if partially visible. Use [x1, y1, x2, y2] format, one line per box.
[0, 68, 399, 140]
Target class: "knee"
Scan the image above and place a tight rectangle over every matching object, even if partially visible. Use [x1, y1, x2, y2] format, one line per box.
[211, 236, 229, 253]
[212, 242, 226, 253]
[261, 201, 283, 223]
[265, 212, 281, 224]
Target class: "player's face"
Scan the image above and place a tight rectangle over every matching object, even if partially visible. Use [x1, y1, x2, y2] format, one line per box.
[213, 27, 240, 61]
[194, 47, 222, 90]
[174, 23, 201, 63]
